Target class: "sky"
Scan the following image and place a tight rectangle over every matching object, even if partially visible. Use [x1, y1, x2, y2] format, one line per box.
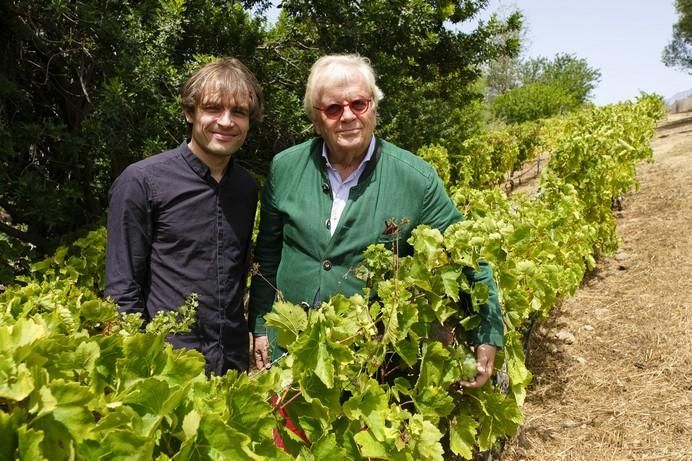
[488, 0, 691, 105]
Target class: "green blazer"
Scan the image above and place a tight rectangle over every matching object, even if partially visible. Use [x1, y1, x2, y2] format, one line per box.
[249, 138, 504, 357]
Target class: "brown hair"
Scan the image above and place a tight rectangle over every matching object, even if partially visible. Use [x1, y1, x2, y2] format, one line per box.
[181, 57, 264, 124]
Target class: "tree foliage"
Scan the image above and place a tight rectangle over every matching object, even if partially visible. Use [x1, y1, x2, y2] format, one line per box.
[663, 0, 692, 71]
[0, 0, 267, 258]
[518, 54, 601, 105]
[481, 5, 528, 102]
[491, 81, 577, 124]
[491, 53, 601, 123]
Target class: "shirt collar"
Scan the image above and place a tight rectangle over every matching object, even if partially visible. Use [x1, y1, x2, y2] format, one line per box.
[179, 140, 234, 182]
[321, 135, 376, 172]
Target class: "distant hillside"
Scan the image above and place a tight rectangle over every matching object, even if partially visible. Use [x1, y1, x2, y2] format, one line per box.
[667, 88, 692, 105]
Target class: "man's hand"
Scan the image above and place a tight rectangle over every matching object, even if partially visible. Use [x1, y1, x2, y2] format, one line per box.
[459, 344, 497, 388]
[253, 335, 270, 370]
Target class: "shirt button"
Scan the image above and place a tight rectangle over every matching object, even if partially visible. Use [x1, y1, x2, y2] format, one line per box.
[322, 260, 332, 271]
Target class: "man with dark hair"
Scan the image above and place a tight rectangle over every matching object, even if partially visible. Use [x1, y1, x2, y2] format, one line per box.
[106, 58, 263, 374]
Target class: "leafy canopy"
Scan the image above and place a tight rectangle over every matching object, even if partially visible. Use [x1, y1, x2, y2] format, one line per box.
[491, 53, 601, 123]
[663, 0, 692, 71]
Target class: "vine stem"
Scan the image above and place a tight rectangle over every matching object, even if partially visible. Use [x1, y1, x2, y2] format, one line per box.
[278, 389, 303, 410]
[250, 263, 285, 302]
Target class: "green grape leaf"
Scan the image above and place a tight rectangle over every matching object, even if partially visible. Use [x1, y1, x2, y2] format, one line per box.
[324, 294, 367, 340]
[470, 283, 489, 309]
[503, 332, 532, 405]
[226, 375, 276, 440]
[0, 409, 24, 460]
[343, 378, 394, 441]
[160, 348, 205, 386]
[79, 299, 116, 322]
[409, 415, 444, 460]
[118, 334, 168, 385]
[413, 385, 455, 420]
[406, 259, 433, 292]
[17, 425, 47, 461]
[440, 266, 461, 302]
[507, 224, 531, 245]
[265, 301, 308, 348]
[459, 314, 481, 331]
[394, 337, 419, 367]
[353, 429, 390, 459]
[299, 372, 342, 415]
[396, 301, 419, 342]
[117, 377, 174, 417]
[476, 390, 523, 451]
[415, 341, 449, 390]
[36, 380, 94, 443]
[516, 260, 537, 276]
[1, 317, 48, 360]
[309, 433, 351, 460]
[0, 362, 34, 401]
[449, 414, 479, 459]
[181, 409, 200, 440]
[391, 376, 414, 403]
[88, 405, 140, 436]
[409, 226, 447, 268]
[60, 340, 101, 379]
[79, 430, 155, 461]
[291, 321, 334, 389]
[178, 413, 261, 460]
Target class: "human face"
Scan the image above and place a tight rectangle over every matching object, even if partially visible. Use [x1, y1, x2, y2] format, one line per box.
[313, 72, 376, 161]
[185, 93, 250, 163]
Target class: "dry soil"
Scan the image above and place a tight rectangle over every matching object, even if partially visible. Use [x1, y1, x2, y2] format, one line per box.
[501, 112, 692, 460]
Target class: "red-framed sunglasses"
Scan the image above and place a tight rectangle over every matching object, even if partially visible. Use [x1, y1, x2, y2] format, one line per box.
[313, 99, 372, 120]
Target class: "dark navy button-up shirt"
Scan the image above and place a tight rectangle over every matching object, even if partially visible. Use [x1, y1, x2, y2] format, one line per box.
[105, 141, 258, 375]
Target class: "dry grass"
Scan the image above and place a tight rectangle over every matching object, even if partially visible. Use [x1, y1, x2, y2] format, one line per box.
[501, 112, 692, 461]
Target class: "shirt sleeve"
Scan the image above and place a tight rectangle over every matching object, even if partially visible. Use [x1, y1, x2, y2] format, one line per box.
[248, 162, 283, 335]
[421, 169, 505, 349]
[104, 167, 152, 315]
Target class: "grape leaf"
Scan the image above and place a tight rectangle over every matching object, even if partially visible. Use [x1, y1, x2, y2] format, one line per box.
[265, 301, 308, 348]
[449, 414, 479, 459]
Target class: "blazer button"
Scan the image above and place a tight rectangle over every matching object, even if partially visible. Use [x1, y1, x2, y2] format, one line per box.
[322, 260, 333, 271]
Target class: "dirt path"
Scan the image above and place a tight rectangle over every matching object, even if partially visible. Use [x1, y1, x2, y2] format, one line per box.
[502, 112, 692, 461]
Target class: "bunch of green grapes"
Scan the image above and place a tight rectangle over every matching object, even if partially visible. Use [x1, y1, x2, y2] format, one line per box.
[453, 345, 477, 381]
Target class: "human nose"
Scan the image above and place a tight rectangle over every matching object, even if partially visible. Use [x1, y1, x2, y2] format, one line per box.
[340, 104, 356, 120]
[217, 109, 235, 126]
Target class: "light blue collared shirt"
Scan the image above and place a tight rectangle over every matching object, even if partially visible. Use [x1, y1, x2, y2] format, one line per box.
[321, 136, 376, 236]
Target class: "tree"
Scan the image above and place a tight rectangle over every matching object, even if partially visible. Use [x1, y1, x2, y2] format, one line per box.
[491, 81, 577, 124]
[0, 0, 267, 259]
[491, 53, 601, 123]
[482, 4, 529, 102]
[663, 0, 692, 72]
[518, 54, 601, 106]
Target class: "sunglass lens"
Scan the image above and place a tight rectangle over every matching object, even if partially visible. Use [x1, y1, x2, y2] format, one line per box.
[351, 100, 368, 113]
[324, 104, 343, 118]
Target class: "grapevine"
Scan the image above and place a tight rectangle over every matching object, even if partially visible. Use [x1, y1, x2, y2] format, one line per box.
[0, 95, 664, 460]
